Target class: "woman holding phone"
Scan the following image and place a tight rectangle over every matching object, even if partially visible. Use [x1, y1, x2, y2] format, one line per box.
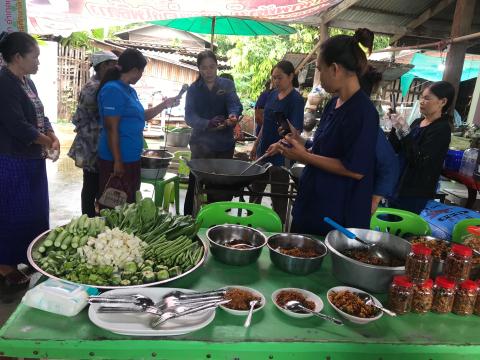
[267, 29, 378, 236]
[183, 50, 243, 215]
[250, 60, 304, 223]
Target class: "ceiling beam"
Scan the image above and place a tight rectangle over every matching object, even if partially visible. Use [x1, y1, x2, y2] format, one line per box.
[390, 0, 456, 44]
[328, 19, 407, 35]
[321, 0, 363, 23]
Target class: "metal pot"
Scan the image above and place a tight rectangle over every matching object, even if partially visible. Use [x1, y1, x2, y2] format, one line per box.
[207, 224, 266, 266]
[267, 233, 328, 275]
[187, 158, 272, 187]
[141, 150, 173, 169]
[290, 163, 305, 179]
[166, 130, 192, 147]
[325, 229, 411, 293]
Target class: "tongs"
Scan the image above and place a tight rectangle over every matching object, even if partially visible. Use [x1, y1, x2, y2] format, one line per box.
[239, 153, 268, 175]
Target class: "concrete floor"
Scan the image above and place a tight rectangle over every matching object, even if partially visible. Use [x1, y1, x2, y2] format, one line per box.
[1, 123, 479, 329]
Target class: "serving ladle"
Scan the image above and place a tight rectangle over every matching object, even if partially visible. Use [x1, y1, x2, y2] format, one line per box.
[285, 301, 343, 325]
[323, 217, 392, 264]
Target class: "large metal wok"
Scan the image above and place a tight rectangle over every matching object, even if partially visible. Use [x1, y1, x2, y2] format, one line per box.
[187, 158, 272, 186]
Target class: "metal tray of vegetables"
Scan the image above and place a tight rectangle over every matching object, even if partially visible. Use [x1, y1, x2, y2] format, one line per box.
[27, 196, 208, 289]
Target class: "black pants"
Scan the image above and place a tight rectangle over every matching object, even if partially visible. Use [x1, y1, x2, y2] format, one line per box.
[82, 170, 99, 217]
[249, 166, 290, 223]
[184, 144, 235, 216]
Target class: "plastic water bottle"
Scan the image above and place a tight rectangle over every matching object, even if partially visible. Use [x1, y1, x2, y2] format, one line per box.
[459, 148, 479, 176]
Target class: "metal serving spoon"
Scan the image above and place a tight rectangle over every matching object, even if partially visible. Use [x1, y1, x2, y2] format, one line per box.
[89, 294, 154, 308]
[150, 299, 230, 328]
[285, 300, 343, 325]
[160, 289, 226, 302]
[243, 300, 259, 328]
[356, 292, 396, 317]
[323, 217, 392, 264]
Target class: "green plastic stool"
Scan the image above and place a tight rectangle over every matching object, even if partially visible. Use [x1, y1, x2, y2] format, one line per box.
[141, 172, 180, 214]
[173, 150, 191, 189]
[196, 201, 282, 232]
[452, 218, 480, 243]
[370, 207, 431, 237]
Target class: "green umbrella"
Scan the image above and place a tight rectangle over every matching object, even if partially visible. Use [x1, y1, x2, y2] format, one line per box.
[150, 16, 296, 51]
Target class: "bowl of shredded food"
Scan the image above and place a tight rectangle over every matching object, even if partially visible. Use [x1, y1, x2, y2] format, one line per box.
[327, 286, 383, 324]
[266, 233, 328, 275]
[272, 288, 323, 318]
[220, 286, 266, 315]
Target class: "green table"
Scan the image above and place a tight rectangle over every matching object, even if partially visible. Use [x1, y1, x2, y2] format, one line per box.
[1, 230, 480, 360]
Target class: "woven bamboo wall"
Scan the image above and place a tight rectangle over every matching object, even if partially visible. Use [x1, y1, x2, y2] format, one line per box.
[57, 46, 90, 121]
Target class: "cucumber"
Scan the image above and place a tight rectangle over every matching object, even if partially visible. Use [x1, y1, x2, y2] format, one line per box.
[54, 229, 68, 247]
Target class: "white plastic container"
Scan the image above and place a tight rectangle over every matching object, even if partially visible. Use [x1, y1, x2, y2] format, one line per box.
[22, 279, 98, 317]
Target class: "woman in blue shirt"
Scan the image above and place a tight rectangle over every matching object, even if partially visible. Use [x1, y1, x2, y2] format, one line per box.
[184, 50, 243, 215]
[250, 60, 304, 223]
[267, 29, 378, 236]
[97, 48, 179, 204]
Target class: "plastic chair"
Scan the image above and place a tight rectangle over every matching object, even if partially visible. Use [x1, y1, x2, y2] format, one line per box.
[141, 139, 180, 213]
[370, 207, 431, 238]
[173, 150, 191, 185]
[196, 201, 282, 232]
[452, 218, 480, 243]
[142, 172, 180, 214]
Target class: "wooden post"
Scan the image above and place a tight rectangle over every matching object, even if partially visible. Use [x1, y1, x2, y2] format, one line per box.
[210, 16, 216, 52]
[313, 23, 329, 86]
[442, 0, 476, 109]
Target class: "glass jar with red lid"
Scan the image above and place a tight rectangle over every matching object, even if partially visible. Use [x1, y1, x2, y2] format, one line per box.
[432, 276, 456, 313]
[412, 279, 433, 313]
[388, 275, 413, 315]
[405, 244, 432, 283]
[453, 279, 478, 315]
[474, 280, 480, 316]
[444, 244, 472, 283]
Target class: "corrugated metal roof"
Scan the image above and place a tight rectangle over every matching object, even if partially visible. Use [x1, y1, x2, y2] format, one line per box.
[336, 8, 411, 27]
[356, 0, 435, 16]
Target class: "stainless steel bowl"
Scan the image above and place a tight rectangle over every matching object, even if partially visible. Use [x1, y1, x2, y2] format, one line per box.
[166, 130, 191, 147]
[325, 229, 411, 293]
[206, 225, 267, 266]
[267, 233, 328, 275]
[290, 163, 305, 179]
[141, 150, 173, 169]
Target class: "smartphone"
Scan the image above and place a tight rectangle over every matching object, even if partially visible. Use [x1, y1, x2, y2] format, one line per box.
[389, 93, 397, 115]
[274, 111, 291, 137]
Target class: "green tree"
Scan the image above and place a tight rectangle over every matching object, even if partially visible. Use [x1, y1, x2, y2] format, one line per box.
[220, 24, 318, 105]
[220, 25, 390, 104]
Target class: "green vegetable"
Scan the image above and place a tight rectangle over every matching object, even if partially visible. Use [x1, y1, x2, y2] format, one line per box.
[168, 266, 182, 277]
[156, 270, 169, 281]
[123, 261, 137, 273]
[142, 270, 156, 282]
[54, 229, 68, 248]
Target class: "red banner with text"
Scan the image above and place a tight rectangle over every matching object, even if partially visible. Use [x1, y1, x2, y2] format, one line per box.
[22, 0, 338, 35]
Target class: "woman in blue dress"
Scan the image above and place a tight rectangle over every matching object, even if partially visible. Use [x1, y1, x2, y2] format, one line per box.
[267, 29, 378, 236]
[250, 60, 304, 223]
